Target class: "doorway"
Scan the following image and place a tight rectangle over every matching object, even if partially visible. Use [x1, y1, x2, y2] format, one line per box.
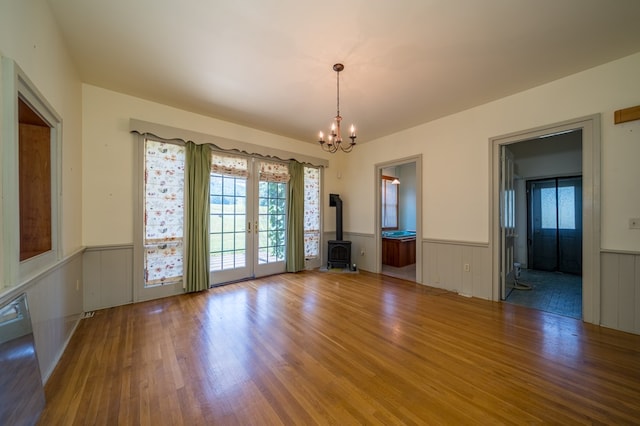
[375, 156, 423, 283]
[210, 155, 288, 285]
[491, 115, 601, 324]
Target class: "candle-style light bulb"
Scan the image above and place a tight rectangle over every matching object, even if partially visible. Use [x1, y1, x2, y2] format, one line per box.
[319, 131, 324, 142]
[350, 125, 355, 136]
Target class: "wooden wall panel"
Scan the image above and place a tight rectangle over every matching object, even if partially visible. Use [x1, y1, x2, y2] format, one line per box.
[18, 250, 84, 382]
[422, 240, 492, 300]
[636, 256, 640, 333]
[600, 252, 640, 334]
[600, 253, 619, 329]
[618, 255, 636, 332]
[83, 246, 133, 311]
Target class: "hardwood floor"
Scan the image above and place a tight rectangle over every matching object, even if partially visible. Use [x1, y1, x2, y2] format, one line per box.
[39, 271, 640, 425]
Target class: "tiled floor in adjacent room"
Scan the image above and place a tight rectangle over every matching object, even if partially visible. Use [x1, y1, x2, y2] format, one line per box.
[505, 269, 582, 319]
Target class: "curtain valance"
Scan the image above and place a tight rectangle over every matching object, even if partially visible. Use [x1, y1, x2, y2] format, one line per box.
[130, 118, 328, 168]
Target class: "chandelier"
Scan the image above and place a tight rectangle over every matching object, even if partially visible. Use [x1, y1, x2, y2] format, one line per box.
[318, 63, 357, 153]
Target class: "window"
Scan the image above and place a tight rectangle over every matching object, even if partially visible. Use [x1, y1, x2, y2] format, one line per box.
[503, 189, 515, 229]
[19, 98, 53, 261]
[2, 58, 61, 286]
[381, 176, 398, 229]
[142, 139, 185, 287]
[303, 166, 321, 259]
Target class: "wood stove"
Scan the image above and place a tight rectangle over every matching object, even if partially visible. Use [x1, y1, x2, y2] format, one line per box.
[327, 194, 352, 269]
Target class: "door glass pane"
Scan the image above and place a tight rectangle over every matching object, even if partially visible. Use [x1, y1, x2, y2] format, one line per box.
[540, 187, 557, 229]
[558, 187, 576, 229]
[210, 173, 247, 271]
[257, 180, 287, 264]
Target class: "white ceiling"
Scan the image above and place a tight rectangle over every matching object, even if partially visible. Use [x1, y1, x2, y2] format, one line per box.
[47, 0, 640, 144]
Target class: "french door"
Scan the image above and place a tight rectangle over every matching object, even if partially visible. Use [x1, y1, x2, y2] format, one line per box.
[209, 155, 287, 285]
[527, 176, 582, 275]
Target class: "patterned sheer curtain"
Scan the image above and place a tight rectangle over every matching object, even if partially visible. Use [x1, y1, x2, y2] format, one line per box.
[303, 166, 320, 259]
[143, 139, 185, 286]
[211, 152, 250, 178]
[259, 161, 289, 182]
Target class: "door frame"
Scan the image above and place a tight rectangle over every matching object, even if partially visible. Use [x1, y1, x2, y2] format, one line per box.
[374, 155, 423, 282]
[490, 115, 601, 325]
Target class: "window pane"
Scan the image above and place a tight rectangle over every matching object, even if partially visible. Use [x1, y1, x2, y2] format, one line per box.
[382, 179, 398, 229]
[503, 189, 515, 228]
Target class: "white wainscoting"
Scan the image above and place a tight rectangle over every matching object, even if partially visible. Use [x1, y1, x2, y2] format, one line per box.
[423, 239, 492, 300]
[0, 248, 84, 383]
[601, 250, 640, 334]
[83, 241, 639, 335]
[83, 245, 133, 312]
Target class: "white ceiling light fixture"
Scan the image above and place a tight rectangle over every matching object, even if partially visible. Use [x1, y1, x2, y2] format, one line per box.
[318, 63, 357, 153]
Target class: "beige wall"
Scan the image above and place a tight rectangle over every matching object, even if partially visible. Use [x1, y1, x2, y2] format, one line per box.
[0, 0, 84, 382]
[347, 53, 640, 252]
[0, 0, 83, 259]
[81, 85, 334, 245]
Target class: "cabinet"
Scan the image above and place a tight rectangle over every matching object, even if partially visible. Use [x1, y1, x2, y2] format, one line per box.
[382, 237, 416, 267]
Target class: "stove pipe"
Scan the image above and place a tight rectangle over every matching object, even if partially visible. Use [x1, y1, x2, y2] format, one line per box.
[329, 193, 343, 241]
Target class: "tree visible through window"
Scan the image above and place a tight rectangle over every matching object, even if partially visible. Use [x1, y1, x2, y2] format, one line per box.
[258, 161, 288, 264]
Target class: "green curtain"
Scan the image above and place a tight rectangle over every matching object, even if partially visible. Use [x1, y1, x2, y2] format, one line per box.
[286, 160, 306, 272]
[185, 142, 211, 292]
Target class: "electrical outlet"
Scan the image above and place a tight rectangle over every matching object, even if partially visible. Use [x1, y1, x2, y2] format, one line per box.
[464, 263, 470, 272]
[630, 218, 640, 229]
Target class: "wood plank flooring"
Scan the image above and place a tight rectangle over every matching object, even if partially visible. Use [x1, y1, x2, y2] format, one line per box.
[39, 271, 640, 425]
